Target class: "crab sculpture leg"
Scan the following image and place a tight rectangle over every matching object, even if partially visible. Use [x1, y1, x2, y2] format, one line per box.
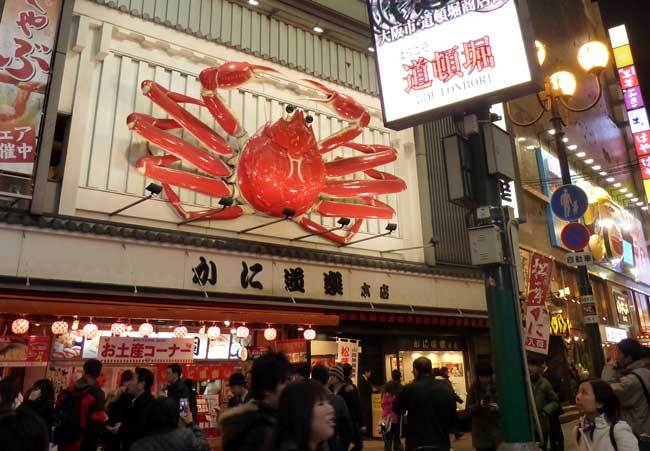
[299, 80, 406, 244]
[126, 63, 275, 220]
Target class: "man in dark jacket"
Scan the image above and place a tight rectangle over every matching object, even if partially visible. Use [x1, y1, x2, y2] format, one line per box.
[393, 357, 457, 451]
[166, 364, 191, 408]
[312, 364, 353, 451]
[357, 368, 374, 438]
[55, 359, 108, 451]
[121, 367, 156, 450]
[330, 364, 363, 451]
[103, 370, 134, 451]
[220, 352, 290, 451]
[130, 397, 209, 451]
[226, 373, 250, 408]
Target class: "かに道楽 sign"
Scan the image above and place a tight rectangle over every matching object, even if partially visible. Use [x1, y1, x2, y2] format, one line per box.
[368, 0, 541, 130]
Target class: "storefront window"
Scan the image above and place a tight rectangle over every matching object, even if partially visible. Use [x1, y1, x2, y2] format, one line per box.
[634, 292, 650, 333]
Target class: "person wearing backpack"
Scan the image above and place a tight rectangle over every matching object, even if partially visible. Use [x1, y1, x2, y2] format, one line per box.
[53, 358, 108, 451]
[575, 379, 638, 451]
[602, 338, 650, 451]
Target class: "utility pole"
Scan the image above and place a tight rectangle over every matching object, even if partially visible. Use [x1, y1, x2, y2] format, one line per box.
[550, 105, 605, 377]
[467, 107, 535, 449]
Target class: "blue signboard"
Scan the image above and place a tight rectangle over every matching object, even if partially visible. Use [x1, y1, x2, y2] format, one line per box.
[551, 184, 589, 222]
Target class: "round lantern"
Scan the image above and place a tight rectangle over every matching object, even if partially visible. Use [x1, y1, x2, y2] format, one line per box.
[83, 322, 99, 340]
[139, 321, 153, 337]
[303, 327, 316, 341]
[12, 318, 29, 335]
[111, 322, 126, 336]
[51, 320, 69, 336]
[174, 325, 188, 338]
[207, 325, 221, 341]
[236, 325, 249, 339]
[264, 327, 277, 341]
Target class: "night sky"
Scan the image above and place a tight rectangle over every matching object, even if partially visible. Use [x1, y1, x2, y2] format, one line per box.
[599, 0, 650, 92]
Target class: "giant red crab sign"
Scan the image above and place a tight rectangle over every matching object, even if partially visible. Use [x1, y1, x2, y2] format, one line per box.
[126, 61, 406, 244]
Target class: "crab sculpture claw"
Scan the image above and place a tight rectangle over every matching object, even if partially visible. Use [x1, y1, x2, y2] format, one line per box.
[302, 79, 370, 127]
[199, 62, 278, 137]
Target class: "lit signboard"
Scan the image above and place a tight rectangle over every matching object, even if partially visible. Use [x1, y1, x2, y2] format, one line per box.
[368, 0, 541, 130]
[605, 326, 628, 343]
[608, 24, 650, 202]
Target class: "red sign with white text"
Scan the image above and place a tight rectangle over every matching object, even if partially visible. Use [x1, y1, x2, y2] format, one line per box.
[618, 66, 639, 89]
[98, 336, 194, 364]
[0, 0, 62, 175]
[524, 253, 553, 355]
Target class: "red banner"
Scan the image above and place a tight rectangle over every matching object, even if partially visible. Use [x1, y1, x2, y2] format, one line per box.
[0, 335, 50, 366]
[156, 363, 235, 383]
[524, 253, 553, 354]
[0, 0, 62, 175]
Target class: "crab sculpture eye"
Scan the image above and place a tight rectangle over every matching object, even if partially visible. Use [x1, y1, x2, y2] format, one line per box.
[285, 105, 295, 114]
[305, 115, 314, 124]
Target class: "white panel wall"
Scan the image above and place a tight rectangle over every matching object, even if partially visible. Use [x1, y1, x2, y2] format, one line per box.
[57, 3, 423, 257]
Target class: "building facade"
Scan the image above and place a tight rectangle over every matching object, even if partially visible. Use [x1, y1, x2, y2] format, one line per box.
[0, 0, 488, 409]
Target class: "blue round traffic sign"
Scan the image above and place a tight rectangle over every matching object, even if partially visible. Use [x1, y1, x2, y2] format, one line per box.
[561, 223, 591, 251]
[551, 185, 589, 222]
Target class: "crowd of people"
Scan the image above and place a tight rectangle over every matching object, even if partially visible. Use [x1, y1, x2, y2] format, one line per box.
[0, 338, 649, 451]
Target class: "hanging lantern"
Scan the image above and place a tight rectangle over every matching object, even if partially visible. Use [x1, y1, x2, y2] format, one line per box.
[83, 322, 99, 340]
[174, 325, 188, 338]
[264, 327, 277, 341]
[12, 318, 29, 335]
[236, 325, 249, 339]
[51, 320, 69, 336]
[303, 327, 316, 341]
[139, 321, 153, 337]
[207, 325, 221, 341]
[111, 322, 126, 336]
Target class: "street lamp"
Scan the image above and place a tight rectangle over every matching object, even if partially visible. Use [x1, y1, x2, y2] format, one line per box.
[505, 39, 609, 376]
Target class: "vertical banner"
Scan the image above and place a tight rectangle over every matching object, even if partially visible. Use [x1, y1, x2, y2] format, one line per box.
[524, 253, 552, 355]
[0, 0, 62, 175]
[336, 340, 360, 385]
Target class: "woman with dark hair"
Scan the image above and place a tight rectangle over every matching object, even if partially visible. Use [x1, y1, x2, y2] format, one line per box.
[21, 379, 55, 435]
[0, 378, 22, 411]
[381, 370, 403, 451]
[576, 380, 638, 451]
[276, 380, 335, 451]
[466, 363, 500, 451]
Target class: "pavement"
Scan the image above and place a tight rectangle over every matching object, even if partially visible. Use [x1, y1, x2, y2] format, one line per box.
[363, 420, 579, 451]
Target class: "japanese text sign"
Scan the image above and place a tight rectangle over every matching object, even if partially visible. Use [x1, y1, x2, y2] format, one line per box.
[98, 336, 194, 364]
[368, 0, 539, 129]
[524, 253, 552, 354]
[609, 24, 650, 200]
[0, 0, 61, 175]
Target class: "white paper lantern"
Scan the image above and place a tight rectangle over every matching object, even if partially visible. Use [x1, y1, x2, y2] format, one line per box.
[264, 327, 277, 341]
[139, 322, 153, 337]
[111, 322, 126, 336]
[51, 320, 69, 336]
[174, 325, 188, 338]
[207, 325, 221, 341]
[12, 318, 29, 335]
[303, 328, 316, 341]
[83, 322, 99, 340]
[236, 325, 249, 339]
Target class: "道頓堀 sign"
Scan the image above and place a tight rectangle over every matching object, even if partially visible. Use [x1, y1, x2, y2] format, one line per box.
[368, 0, 541, 129]
[0, 0, 63, 175]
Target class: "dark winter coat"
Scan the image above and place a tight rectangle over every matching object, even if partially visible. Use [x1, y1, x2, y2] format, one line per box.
[393, 375, 457, 451]
[220, 399, 278, 451]
[466, 380, 501, 450]
[129, 426, 210, 451]
[121, 392, 155, 450]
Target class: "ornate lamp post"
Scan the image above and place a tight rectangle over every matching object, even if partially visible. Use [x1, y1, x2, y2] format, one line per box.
[506, 39, 610, 376]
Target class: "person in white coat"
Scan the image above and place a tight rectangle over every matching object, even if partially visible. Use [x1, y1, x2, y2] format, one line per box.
[575, 379, 638, 451]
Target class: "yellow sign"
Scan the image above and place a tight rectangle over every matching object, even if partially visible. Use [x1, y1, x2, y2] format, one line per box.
[550, 314, 572, 336]
[613, 45, 634, 68]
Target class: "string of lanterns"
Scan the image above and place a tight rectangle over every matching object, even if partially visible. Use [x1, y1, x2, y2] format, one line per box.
[10, 317, 316, 341]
